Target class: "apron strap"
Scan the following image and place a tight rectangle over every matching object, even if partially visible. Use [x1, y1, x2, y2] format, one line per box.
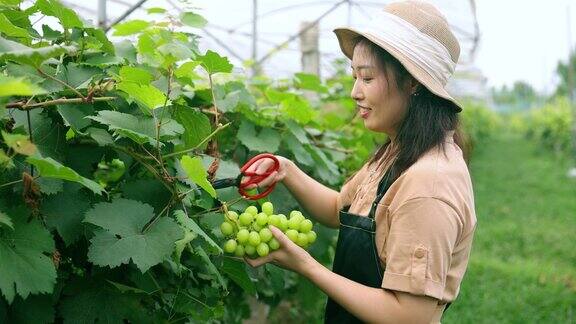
[368, 170, 393, 219]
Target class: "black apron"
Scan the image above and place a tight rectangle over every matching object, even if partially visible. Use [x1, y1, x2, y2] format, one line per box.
[324, 172, 450, 323]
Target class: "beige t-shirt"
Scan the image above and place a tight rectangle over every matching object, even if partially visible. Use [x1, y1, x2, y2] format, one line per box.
[337, 132, 476, 310]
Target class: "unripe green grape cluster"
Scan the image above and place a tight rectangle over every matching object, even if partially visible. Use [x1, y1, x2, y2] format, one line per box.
[220, 201, 317, 258]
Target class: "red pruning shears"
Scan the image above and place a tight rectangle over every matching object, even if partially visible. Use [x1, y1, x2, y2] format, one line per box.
[212, 153, 280, 200]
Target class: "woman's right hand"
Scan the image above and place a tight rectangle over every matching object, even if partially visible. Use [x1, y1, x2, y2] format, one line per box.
[240, 155, 292, 190]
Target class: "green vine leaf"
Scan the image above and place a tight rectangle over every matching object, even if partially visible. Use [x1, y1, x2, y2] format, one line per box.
[0, 75, 46, 97]
[294, 72, 328, 93]
[84, 199, 182, 273]
[180, 155, 217, 198]
[197, 50, 233, 75]
[34, 0, 84, 29]
[117, 81, 168, 112]
[113, 20, 151, 36]
[0, 13, 30, 39]
[0, 211, 13, 230]
[180, 12, 208, 28]
[26, 156, 104, 195]
[174, 210, 221, 253]
[88, 110, 183, 146]
[0, 209, 57, 303]
[220, 258, 256, 295]
[174, 107, 211, 150]
[1, 130, 37, 156]
[0, 36, 75, 67]
[237, 120, 281, 153]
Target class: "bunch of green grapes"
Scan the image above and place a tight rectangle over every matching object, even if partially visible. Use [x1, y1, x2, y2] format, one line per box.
[220, 201, 317, 258]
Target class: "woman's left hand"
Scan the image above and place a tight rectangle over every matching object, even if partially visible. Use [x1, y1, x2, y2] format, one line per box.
[244, 226, 315, 274]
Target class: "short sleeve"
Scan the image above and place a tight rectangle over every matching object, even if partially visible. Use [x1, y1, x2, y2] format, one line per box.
[381, 197, 461, 300]
[337, 164, 369, 210]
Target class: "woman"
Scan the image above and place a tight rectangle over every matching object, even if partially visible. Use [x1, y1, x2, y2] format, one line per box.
[243, 1, 477, 323]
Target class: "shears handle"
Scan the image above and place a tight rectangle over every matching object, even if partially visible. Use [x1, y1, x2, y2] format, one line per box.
[238, 153, 280, 200]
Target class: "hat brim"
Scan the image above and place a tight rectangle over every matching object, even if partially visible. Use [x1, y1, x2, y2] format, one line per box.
[333, 27, 462, 112]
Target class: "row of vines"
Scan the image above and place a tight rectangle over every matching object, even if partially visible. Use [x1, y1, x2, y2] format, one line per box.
[0, 1, 380, 323]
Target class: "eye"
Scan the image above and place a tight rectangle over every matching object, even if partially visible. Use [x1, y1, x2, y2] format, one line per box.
[362, 77, 373, 83]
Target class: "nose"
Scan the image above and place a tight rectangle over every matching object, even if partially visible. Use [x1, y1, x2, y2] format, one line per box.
[350, 79, 364, 101]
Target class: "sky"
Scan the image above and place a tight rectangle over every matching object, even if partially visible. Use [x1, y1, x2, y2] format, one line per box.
[474, 0, 576, 93]
[53, 0, 576, 94]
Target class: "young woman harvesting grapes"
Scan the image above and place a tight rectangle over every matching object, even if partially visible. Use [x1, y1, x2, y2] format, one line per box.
[243, 1, 477, 323]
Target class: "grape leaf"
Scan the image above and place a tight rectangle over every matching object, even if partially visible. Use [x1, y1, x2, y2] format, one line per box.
[1, 131, 36, 155]
[88, 110, 184, 146]
[174, 210, 221, 253]
[174, 107, 211, 150]
[180, 155, 217, 198]
[1, 294, 55, 324]
[0, 36, 75, 67]
[112, 20, 150, 36]
[0, 211, 13, 230]
[117, 81, 168, 112]
[237, 120, 281, 152]
[197, 50, 233, 74]
[59, 277, 150, 324]
[119, 66, 153, 85]
[180, 12, 207, 28]
[0, 75, 45, 97]
[195, 246, 226, 289]
[147, 7, 166, 14]
[219, 258, 256, 295]
[41, 183, 91, 246]
[0, 208, 56, 303]
[84, 199, 182, 273]
[26, 156, 104, 195]
[0, 13, 29, 38]
[56, 103, 94, 131]
[294, 72, 328, 93]
[34, 0, 83, 29]
[283, 133, 314, 166]
[280, 96, 316, 124]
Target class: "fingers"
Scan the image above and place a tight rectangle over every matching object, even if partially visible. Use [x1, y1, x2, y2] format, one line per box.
[268, 225, 290, 246]
[240, 159, 265, 185]
[244, 253, 274, 268]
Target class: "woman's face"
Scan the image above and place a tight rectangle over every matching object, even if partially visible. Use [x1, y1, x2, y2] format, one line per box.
[350, 44, 411, 137]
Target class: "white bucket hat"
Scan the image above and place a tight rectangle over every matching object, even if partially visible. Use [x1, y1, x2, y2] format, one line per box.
[334, 0, 462, 112]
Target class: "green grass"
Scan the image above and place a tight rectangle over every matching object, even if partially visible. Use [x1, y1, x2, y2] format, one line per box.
[443, 133, 576, 323]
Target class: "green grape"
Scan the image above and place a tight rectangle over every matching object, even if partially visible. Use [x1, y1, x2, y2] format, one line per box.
[234, 244, 245, 257]
[256, 212, 268, 226]
[278, 214, 289, 231]
[286, 229, 299, 243]
[296, 233, 309, 247]
[268, 214, 280, 227]
[245, 244, 256, 256]
[299, 219, 313, 233]
[236, 228, 250, 244]
[223, 239, 237, 253]
[306, 231, 317, 244]
[288, 217, 302, 230]
[248, 231, 261, 246]
[261, 201, 274, 215]
[245, 205, 258, 216]
[259, 228, 273, 242]
[252, 221, 263, 232]
[220, 222, 235, 236]
[226, 211, 239, 222]
[256, 243, 270, 257]
[269, 238, 280, 250]
[290, 210, 303, 219]
[239, 212, 253, 226]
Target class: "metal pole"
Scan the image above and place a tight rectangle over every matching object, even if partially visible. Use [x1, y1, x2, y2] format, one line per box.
[252, 0, 258, 76]
[105, 0, 148, 32]
[256, 0, 347, 66]
[98, 0, 107, 29]
[347, 0, 352, 25]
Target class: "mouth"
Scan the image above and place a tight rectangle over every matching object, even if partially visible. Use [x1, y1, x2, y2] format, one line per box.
[357, 105, 371, 118]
